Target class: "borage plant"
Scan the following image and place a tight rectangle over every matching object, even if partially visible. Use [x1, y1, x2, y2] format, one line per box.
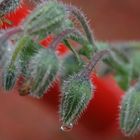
[1, 0, 140, 136]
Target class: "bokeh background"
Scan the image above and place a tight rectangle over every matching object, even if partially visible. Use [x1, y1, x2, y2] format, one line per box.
[64, 0, 140, 41]
[0, 0, 140, 140]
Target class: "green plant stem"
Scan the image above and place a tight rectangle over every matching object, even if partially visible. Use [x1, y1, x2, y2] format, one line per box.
[66, 5, 97, 52]
[63, 39, 81, 63]
[0, 26, 23, 44]
[48, 28, 88, 60]
[81, 50, 109, 77]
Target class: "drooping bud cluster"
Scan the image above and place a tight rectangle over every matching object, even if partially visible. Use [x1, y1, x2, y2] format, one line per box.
[1, 0, 139, 135]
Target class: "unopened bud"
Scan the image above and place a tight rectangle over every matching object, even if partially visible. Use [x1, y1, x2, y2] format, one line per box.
[120, 84, 140, 136]
[2, 63, 18, 90]
[60, 73, 94, 126]
[60, 50, 108, 128]
[29, 48, 60, 98]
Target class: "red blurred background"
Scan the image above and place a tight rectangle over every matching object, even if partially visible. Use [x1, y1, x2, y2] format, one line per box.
[0, 0, 140, 140]
[64, 0, 140, 41]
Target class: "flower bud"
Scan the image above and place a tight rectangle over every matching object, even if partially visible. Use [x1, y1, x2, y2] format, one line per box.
[60, 50, 108, 128]
[24, 1, 66, 34]
[120, 85, 140, 136]
[60, 73, 94, 126]
[2, 62, 18, 90]
[29, 48, 60, 98]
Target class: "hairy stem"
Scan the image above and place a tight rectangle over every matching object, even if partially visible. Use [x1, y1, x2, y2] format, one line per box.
[48, 28, 87, 51]
[81, 50, 109, 77]
[66, 5, 97, 52]
[0, 26, 23, 44]
[63, 39, 81, 63]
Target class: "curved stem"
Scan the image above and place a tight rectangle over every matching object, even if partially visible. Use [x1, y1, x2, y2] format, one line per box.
[63, 39, 81, 63]
[65, 5, 97, 52]
[0, 26, 23, 44]
[48, 28, 87, 50]
[81, 50, 109, 77]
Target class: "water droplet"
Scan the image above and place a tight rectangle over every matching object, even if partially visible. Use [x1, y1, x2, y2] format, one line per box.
[60, 123, 73, 132]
